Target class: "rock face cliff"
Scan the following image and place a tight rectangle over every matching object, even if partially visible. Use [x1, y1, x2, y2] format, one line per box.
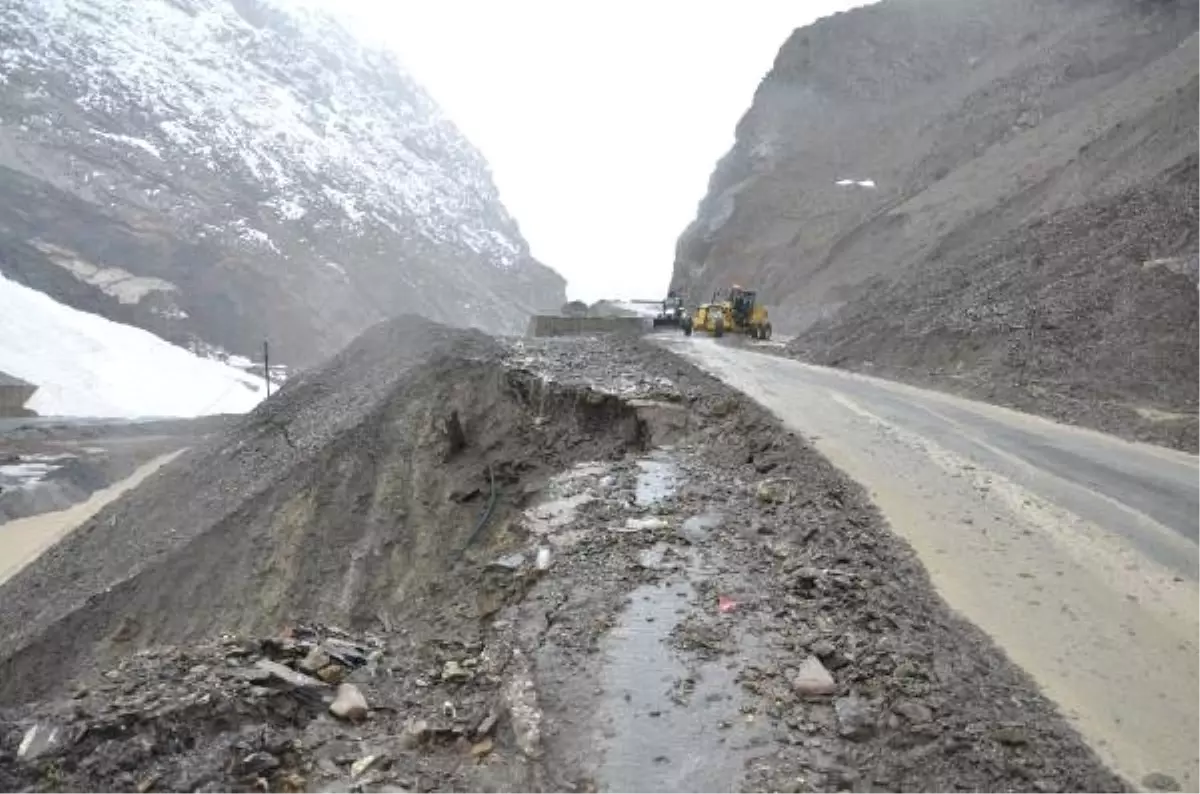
[0, 0, 565, 365]
[672, 0, 1198, 448]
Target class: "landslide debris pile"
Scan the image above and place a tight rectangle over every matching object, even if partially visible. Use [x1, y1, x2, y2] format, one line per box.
[0, 324, 1124, 791]
[0, 317, 652, 705]
[671, 0, 1198, 449]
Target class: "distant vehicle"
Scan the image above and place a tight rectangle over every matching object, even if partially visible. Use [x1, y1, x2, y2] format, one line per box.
[652, 290, 693, 334]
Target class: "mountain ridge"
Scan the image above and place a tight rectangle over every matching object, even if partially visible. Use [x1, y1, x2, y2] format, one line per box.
[671, 0, 1198, 448]
[0, 0, 565, 365]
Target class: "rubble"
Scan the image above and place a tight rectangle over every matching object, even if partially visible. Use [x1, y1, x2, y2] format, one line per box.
[329, 684, 368, 722]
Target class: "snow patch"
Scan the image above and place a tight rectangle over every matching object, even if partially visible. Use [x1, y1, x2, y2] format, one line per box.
[91, 129, 161, 159]
[0, 272, 265, 418]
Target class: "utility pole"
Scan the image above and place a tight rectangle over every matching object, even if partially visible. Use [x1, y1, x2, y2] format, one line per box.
[263, 340, 271, 399]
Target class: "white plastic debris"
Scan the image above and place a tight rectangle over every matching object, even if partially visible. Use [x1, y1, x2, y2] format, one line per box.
[535, 547, 552, 570]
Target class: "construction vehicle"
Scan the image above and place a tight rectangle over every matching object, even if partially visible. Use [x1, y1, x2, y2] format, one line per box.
[652, 290, 693, 334]
[691, 285, 772, 340]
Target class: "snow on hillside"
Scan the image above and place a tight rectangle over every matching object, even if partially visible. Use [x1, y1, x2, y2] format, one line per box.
[0, 273, 266, 418]
[0, 0, 524, 267]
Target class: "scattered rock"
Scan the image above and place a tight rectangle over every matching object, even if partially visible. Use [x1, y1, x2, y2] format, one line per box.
[809, 638, 836, 658]
[755, 478, 795, 504]
[234, 751, 280, 777]
[622, 516, 668, 532]
[317, 663, 348, 684]
[351, 754, 384, 778]
[17, 723, 65, 761]
[834, 695, 877, 740]
[329, 683, 369, 722]
[474, 712, 499, 739]
[256, 659, 325, 689]
[637, 542, 670, 570]
[299, 646, 332, 674]
[893, 700, 933, 724]
[791, 656, 837, 696]
[399, 718, 430, 750]
[993, 725, 1030, 746]
[490, 553, 526, 571]
[441, 660, 472, 683]
[1142, 772, 1181, 792]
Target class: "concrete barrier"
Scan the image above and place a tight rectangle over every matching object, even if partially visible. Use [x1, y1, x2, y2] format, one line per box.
[526, 315, 650, 337]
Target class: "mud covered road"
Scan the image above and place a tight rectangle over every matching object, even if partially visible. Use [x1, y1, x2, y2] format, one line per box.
[660, 335, 1199, 790]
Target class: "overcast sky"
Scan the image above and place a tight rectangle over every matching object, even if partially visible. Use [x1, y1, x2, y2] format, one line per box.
[324, 1, 864, 301]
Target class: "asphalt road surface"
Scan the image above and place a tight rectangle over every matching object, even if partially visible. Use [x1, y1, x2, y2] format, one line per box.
[658, 335, 1199, 791]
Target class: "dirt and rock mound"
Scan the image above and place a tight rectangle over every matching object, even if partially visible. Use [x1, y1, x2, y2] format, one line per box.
[671, 0, 1197, 450]
[0, 320, 1127, 791]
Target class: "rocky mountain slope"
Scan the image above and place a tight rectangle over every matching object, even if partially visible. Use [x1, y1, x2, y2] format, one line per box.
[0, 0, 565, 365]
[671, 0, 1198, 448]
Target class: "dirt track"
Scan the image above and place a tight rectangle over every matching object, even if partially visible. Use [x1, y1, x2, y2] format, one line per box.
[661, 335, 1199, 790]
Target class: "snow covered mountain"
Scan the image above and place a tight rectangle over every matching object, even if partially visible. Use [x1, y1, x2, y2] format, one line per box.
[0, 0, 565, 365]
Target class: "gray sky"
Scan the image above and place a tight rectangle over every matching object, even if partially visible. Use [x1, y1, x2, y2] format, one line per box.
[324, 1, 864, 301]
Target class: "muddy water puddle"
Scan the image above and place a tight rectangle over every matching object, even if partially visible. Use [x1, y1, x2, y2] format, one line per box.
[635, 454, 680, 508]
[593, 570, 770, 792]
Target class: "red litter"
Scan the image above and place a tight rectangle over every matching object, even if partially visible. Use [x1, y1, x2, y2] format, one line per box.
[718, 596, 738, 613]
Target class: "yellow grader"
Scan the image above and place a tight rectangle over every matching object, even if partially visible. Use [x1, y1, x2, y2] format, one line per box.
[691, 286, 772, 339]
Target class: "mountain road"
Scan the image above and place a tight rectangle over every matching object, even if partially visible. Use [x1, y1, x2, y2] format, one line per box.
[656, 334, 1199, 791]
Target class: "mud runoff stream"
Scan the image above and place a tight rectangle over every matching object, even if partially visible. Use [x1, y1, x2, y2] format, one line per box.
[516, 448, 778, 791]
[593, 573, 770, 792]
[0, 451, 182, 585]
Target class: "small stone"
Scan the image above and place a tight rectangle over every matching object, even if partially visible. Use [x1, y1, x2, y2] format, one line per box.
[993, 725, 1029, 746]
[329, 683, 369, 722]
[235, 751, 280, 776]
[470, 738, 494, 757]
[475, 712, 499, 738]
[834, 695, 877, 740]
[256, 659, 324, 688]
[278, 772, 307, 793]
[351, 754, 383, 778]
[491, 553, 526, 571]
[893, 700, 933, 724]
[1142, 772, 1181, 792]
[809, 639, 836, 658]
[399, 718, 430, 750]
[317, 663, 347, 684]
[791, 656, 836, 696]
[755, 478, 795, 504]
[299, 646, 332, 674]
[442, 660, 472, 682]
[622, 517, 668, 532]
[17, 723, 65, 761]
